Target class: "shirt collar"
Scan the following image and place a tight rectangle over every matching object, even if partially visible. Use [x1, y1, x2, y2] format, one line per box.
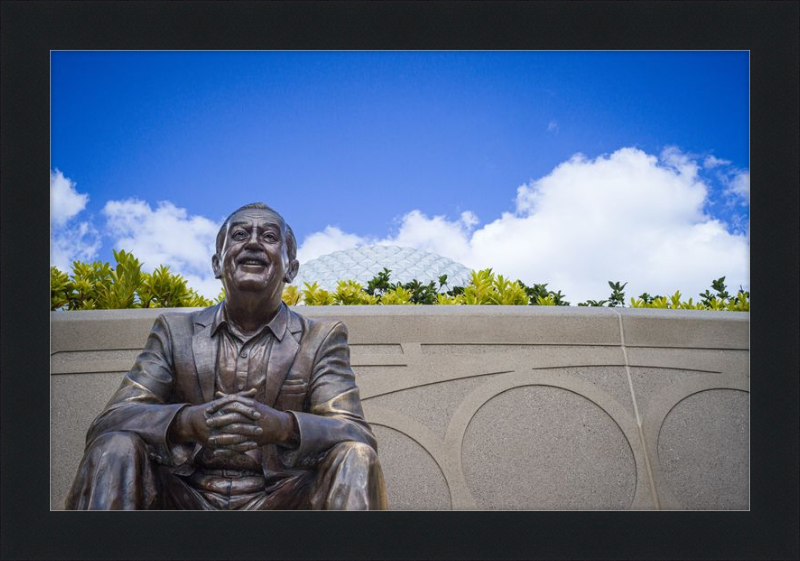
[211, 301, 288, 342]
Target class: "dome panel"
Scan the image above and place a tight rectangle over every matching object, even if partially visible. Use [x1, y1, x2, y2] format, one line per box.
[291, 245, 472, 292]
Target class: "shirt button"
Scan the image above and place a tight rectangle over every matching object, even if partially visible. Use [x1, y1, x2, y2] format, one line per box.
[240, 351, 247, 358]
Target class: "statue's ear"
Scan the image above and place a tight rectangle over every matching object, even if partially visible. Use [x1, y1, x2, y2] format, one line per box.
[284, 259, 299, 284]
[212, 254, 222, 279]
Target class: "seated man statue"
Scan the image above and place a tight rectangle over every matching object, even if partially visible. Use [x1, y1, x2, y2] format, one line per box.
[66, 203, 388, 510]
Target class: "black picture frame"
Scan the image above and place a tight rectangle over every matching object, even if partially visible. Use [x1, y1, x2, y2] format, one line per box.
[2, 2, 798, 560]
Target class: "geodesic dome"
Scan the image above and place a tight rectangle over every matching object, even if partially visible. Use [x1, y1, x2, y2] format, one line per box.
[291, 245, 472, 292]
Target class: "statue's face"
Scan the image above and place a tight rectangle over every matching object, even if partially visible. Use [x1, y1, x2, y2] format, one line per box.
[212, 208, 297, 296]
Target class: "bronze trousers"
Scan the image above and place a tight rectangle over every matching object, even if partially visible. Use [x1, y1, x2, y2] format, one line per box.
[65, 431, 388, 510]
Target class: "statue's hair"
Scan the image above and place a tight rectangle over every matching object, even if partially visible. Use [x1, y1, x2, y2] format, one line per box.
[215, 202, 297, 261]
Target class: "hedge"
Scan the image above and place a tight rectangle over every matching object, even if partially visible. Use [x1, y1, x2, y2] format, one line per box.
[51, 251, 749, 312]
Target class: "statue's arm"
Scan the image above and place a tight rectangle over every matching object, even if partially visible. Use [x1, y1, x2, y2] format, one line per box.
[85, 314, 191, 465]
[282, 321, 377, 468]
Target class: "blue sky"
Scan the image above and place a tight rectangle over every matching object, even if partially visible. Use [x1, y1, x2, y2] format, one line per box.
[51, 51, 749, 302]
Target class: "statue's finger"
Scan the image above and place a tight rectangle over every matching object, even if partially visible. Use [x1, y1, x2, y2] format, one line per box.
[226, 395, 256, 407]
[215, 388, 254, 399]
[217, 423, 263, 436]
[205, 412, 251, 427]
[205, 394, 240, 414]
[212, 442, 258, 455]
[211, 448, 237, 457]
[217, 401, 261, 419]
[208, 433, 248, 446]
[225, 441, 259, 452]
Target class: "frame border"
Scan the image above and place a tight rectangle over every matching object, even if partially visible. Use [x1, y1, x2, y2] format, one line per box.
[2, 2, 798, 559]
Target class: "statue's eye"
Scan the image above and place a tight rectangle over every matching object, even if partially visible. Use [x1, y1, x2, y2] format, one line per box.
[232, 230, 247, 240]
[263, 232, 278, 242]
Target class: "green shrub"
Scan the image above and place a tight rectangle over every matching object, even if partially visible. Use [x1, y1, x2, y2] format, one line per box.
[51, 251, 750, 312]
[50, 251, 212, 310]
[301, 282, 335, 306]
[281, 285, 302, 306]
[380, 285, 414, 305]
[333, 280, 379, 305]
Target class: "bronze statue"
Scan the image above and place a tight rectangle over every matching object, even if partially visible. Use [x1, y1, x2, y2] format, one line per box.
[66, 203, 388, 510]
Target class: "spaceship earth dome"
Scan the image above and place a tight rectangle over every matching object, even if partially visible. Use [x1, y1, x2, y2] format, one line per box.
[291, 245, 472, 292]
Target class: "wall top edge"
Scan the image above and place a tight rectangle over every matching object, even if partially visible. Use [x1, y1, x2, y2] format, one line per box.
[51, 306, 748, 322]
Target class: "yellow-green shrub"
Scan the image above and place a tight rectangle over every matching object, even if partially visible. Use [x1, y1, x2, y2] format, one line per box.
[52, 251, 749, 312]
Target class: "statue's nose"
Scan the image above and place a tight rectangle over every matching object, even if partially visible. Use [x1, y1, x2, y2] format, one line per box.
[245, 230, 262, 247]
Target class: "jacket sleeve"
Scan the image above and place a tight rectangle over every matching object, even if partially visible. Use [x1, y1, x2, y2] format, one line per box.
[282, 321, 376, 468]
[85, 314, 193, 467]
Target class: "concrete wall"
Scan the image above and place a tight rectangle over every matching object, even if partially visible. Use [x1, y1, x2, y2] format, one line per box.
[51, 306, 749, 510]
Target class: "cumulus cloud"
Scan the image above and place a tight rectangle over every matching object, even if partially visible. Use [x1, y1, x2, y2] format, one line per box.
[296, 226, 369, 263]
[51, 221, 102, 271]
[386, 210, 478, 260]
[51, 169, 89, 226]
[703, 155, 731, 169]
[296, 147, 749, 303]
[547, 120, 559, 134]
[102, 199, 222, 298]
[725, 170, 750, 204]
[50, 170, 100, 270]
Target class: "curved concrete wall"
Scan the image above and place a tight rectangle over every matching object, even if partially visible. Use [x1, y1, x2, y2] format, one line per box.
[51, 306, 749, 510]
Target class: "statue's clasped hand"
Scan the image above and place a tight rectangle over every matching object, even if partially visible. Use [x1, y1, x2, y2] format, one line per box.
[173, 389, 297, 456]
[206, 389, 296, 456]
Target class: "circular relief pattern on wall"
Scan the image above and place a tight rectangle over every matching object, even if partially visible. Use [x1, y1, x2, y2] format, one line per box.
[372, 426, 451, 510]
[462, 386, 636, 510]
[658, 389, 749, 510]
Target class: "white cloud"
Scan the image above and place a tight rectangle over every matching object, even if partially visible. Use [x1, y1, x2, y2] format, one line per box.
[51, 221, 102, 271]
[296, 226, 368, 263]
[295, 210, 480, 267]
[102, 199, 222, 298]
[660, 145, 700, 180]
[385, 209, 478, 260]
[547, 120, 559, 133]
[50, 169, 89, 226]
[725, 170, 750, 204]
[50, 170, 100, 270]
[703, 155, 731, 169]
[296, 147, 749, 303]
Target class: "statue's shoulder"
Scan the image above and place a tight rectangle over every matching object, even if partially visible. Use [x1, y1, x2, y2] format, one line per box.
[287, 307, 347, 343]
[156, 304, 218, 334]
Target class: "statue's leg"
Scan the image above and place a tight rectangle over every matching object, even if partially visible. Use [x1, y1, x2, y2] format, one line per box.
[307, 442, 389, 510]
[65, 431, 159, 510]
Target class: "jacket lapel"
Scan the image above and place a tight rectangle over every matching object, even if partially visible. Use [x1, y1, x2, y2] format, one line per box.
[263, 308, 302, 407]
[192, 304, 220, 403]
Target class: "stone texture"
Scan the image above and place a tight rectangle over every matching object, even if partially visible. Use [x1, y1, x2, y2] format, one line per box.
[462, 386, 636, 510]
[626, 347, 750, 378]
[51, 308, 168, 353]
[50, 307, 748, 510]
[51, 349, 140, 375]
[657, 389, 749, 510]
[629, 367, 713, 419]
[349, 344, 403, 356]
[51, 372, 123, 510]
[372, 426, 451, 510]
[619, 308, 749, 350]
[365, 375, 500, 438]
[561, 366, 635, 418]
[296, 306, 624, 346]
[419, 344, 625, 369]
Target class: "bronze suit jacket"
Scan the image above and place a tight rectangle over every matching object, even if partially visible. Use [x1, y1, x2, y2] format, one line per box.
[86, 302, 376, 479]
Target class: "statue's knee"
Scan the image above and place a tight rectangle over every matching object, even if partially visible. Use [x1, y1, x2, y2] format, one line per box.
[86, 431, 147, 462]
[328, 441, 378, 465]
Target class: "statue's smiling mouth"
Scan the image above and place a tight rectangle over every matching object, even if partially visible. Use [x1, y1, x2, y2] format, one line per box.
[237, 255, 269, 268]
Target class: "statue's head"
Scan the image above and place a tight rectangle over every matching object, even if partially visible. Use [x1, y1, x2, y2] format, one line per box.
[212, 203, 299, 301]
